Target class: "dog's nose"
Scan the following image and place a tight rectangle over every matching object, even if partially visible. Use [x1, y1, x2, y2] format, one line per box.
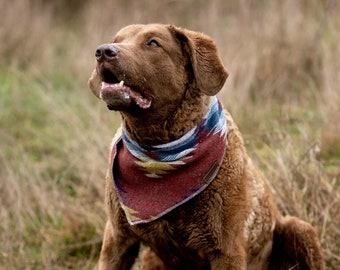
[95, 44, 119, 62]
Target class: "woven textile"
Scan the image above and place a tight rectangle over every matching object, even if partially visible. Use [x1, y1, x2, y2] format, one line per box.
[110, 97, 227, 225]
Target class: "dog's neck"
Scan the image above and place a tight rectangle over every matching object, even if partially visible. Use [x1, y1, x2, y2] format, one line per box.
[121, 91, 211, 146]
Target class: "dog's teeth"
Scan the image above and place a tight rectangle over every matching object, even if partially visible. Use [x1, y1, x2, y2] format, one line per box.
[119, 81, 124, 87]
[101, 82, 105, 89]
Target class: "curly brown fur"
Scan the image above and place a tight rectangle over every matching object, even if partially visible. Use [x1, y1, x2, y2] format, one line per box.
[88, 24, 325, 270]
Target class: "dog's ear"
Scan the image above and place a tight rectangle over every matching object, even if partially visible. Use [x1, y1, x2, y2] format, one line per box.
[170, 25, 228, 96]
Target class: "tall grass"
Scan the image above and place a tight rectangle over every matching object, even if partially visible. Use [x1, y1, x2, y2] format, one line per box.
[0, 0, 339, 269]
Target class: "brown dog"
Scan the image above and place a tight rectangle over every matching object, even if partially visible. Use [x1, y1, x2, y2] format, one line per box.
[88, 24, 325, 270]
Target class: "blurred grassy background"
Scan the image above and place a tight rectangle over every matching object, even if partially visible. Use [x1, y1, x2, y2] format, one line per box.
[0, 0, 339, 269]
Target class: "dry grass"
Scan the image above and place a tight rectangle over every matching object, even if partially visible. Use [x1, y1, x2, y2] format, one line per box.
[0, 0, 339, 269]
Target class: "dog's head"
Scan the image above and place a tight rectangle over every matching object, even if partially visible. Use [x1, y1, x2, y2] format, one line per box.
[88, 24, 228, 143]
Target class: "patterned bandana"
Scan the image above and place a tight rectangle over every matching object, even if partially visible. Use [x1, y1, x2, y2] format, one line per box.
[110, 97, 227, 225]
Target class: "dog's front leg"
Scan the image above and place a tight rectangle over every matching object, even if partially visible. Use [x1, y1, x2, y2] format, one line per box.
[210, 254, 247, 270]
[98, 220, 140, 270]
[209, 240, 247, 270]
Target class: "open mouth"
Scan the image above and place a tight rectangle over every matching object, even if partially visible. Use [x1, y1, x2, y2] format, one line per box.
[99, 69, 152, 110]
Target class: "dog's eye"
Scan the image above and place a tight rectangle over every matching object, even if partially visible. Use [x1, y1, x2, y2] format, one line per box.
[147, 40, 160, 47]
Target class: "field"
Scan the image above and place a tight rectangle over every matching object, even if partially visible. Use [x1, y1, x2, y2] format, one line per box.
[0, 0, 339, 269]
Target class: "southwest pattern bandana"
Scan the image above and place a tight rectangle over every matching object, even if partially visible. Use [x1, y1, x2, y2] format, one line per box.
[110, 97, 228, 225]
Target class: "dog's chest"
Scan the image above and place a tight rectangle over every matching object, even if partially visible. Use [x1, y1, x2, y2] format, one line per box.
[133, 221, 215, 268]
[129, 193, 223, 264]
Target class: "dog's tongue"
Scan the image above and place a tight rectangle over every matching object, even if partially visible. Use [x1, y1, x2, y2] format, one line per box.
[100, 81, 152, 109]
